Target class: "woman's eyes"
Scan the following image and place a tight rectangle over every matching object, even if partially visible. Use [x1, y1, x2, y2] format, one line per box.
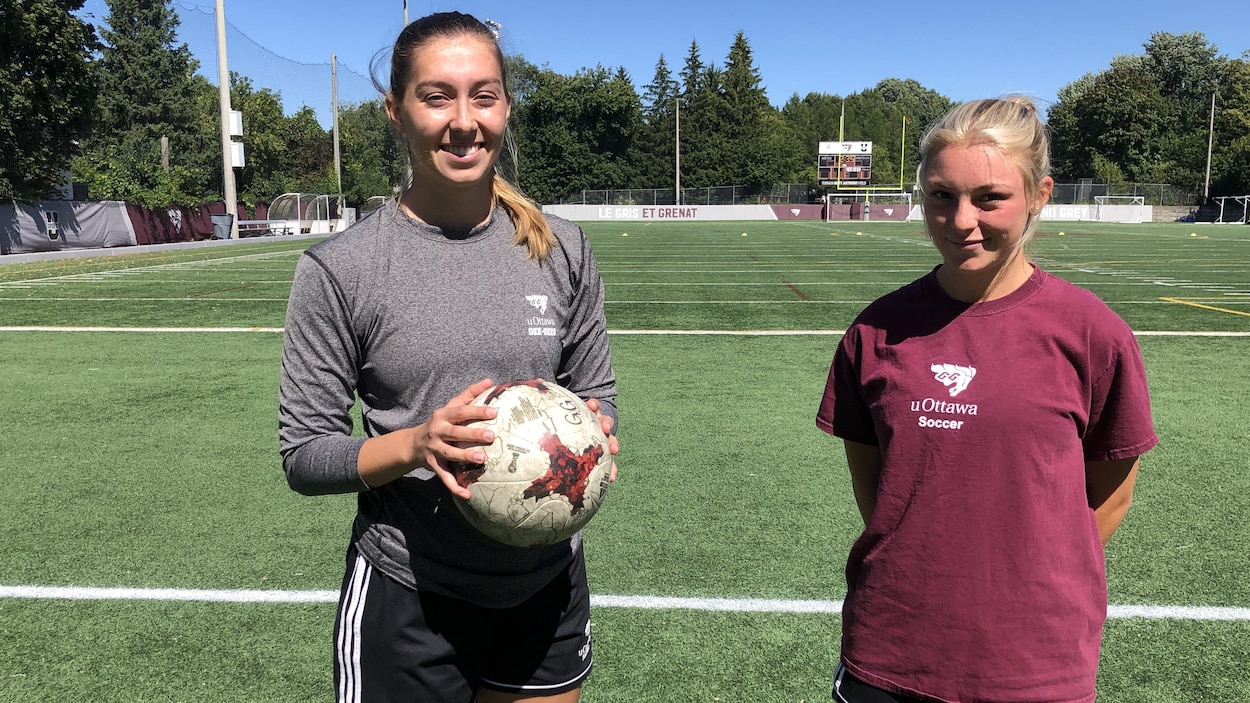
[927, 190, 1010, 203]
[419, 92, 499, 106]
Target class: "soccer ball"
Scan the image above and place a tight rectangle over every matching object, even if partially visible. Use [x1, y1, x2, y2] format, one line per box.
[451, 380, 612, 547]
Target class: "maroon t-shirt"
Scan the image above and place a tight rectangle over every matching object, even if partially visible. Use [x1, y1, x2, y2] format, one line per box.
[816, 266, 1157, 703]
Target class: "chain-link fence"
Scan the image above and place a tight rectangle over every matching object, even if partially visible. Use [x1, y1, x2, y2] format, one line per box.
[556, 184, 820, 206]
[558, 182, 1196, 207]
[1049, 181, 1195, 206]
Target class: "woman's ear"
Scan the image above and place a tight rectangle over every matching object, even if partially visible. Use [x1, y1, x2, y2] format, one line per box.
[384, 93, 404, 134]
[1036, 176, 1055, 211]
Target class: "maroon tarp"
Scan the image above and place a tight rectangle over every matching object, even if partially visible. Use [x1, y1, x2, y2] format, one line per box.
[126, 204, 202, 244]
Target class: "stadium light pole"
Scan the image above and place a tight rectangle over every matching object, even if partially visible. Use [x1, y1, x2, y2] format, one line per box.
[1203, 91, 1216, 201]
[675, 96, 681, 206]
[215, 0, 238, 238]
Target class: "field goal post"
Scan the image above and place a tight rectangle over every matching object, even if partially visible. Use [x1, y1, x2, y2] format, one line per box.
[1093, 195, 1146, 223]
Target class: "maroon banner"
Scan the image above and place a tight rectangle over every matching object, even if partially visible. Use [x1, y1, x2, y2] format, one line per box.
[769, 204, 825, 220]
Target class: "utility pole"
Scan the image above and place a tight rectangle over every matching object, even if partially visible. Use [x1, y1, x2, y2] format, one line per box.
[332, 53, 342, 198]
[1203, 92, 1216, 201]
[215, 0, 238, 238]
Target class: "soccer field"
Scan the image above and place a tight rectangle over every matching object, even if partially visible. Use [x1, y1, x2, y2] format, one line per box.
[1, 220, 1248, 702]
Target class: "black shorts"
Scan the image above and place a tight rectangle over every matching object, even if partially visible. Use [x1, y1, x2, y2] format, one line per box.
[334, 546, 593, 702]
[834, 662, 931, 703]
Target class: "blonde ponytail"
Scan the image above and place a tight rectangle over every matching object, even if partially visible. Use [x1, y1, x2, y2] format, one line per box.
[493, 175, 555, 260]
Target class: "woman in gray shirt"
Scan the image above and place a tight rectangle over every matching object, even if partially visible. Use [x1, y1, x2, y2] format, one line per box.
[278, 12, 617, 703]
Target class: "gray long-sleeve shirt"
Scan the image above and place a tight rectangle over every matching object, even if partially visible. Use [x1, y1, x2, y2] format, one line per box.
[278, 201, 616, 607]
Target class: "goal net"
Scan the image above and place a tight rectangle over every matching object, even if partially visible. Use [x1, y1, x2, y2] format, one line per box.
[1093, 195, 1146, 223]
[1213, 195, 1250, 224]
[824, 192, 914, 222]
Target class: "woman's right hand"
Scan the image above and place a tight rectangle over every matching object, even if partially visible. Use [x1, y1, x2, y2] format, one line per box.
[356, 378, 497, 498]
[416, 378, 498, 499]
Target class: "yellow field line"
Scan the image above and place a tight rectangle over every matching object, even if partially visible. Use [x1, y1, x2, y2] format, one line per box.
[1160, 297, 1250, 318]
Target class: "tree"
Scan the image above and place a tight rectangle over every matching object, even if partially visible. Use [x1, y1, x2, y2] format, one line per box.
[1052, 65, 1177, 183]
[0, 0, 99, 201]
[1208, 59, 1250, 195]
[1048, 31, 1250, 195]
[281, 106, 335, 195]
[635, 55, 679, 190]
[76, 0, 209, 205]
[338, 98, 404, 208]
[513, 64, 642, 203]
[227, 73, 287, 205]
[1046, 72, 1100, 180]
[779, 79, 954, 191]
[719, 31, 777, 193]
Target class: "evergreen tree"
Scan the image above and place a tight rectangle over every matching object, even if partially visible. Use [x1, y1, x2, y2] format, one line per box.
[0, 0, 99, 200]
[720, 31, 776, 193]
[675, 40, 730, 190]
[76, 0, 208, 205]
[636, 55, 679, 191]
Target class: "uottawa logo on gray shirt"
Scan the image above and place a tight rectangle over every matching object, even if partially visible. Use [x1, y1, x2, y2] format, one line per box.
[526, 294, 558, 337]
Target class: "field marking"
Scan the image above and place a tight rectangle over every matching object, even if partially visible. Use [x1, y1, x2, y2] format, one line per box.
[1160, 297, 1250, 318]
[0, 326, 285, 333]
[782, 281, 811, 301]
[0, 297, 289, 302]
[2, 327, 1250, 337]
[1, 295, 1246, 306]
[606, 282, 905, 286]
[2, 586, 1247, 621]
[0, 250, 302, 286]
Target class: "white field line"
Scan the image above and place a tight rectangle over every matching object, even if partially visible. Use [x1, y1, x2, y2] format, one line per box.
[2, 328, 1250, 337]
[0, 250, 301, 285]
[0, 297, 290, 302]
[0, 326, 285, 333]
[0, 279, 296, 285]
[1, 585, 1246, 621]
[2, 297, 1247, 306]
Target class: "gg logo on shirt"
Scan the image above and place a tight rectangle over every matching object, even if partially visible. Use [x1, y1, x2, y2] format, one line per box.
[910, 363, 979, 430]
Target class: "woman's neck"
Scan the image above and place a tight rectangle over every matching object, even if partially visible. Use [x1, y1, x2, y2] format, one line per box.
[399, 179, 495, 231]
[936, 252, 1034, 304]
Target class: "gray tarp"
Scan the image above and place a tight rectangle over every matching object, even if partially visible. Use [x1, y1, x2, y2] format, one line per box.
[0, 201, 137, 255]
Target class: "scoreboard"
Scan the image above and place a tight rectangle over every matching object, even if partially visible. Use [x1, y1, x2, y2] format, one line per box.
[818, 141, 872, 186]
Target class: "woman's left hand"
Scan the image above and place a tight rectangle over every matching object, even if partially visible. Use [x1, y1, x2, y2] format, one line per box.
[585, 397, 619, 482]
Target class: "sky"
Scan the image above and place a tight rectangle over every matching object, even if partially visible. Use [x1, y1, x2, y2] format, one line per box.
[75, 0, 1250, 126]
